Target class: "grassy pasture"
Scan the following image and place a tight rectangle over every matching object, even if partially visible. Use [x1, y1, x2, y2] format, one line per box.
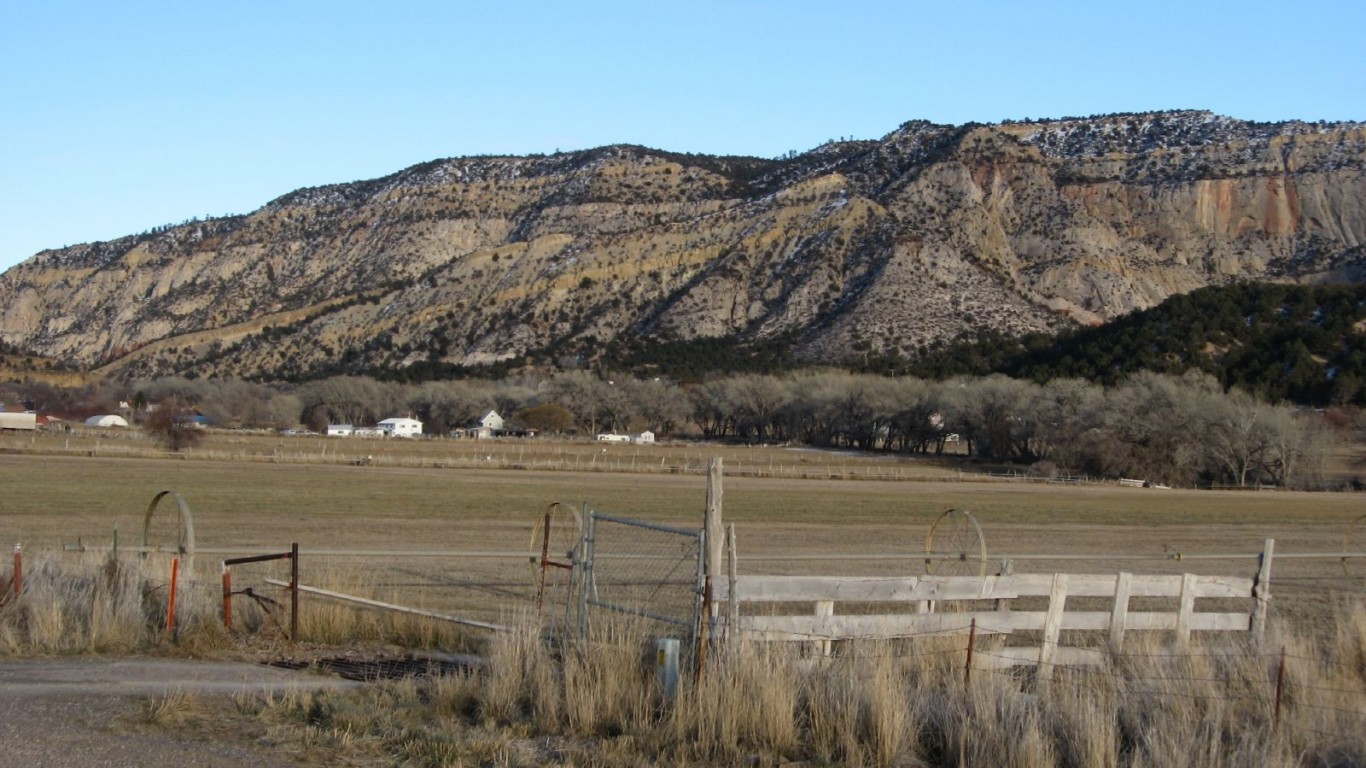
[2, 430, 1362, 631]
[4, 433, 1363, 765]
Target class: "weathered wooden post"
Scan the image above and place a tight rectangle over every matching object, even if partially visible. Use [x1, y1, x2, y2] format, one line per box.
[964, 618, 978, 686]
[1108, 572, 1133, 655]
[1251, 539, 1275, 643]
[700, 457, 724, 673]
[1037, 573, 1069, 687]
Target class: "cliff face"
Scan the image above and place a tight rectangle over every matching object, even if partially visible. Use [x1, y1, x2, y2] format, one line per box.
[2, 111, 1363, 380]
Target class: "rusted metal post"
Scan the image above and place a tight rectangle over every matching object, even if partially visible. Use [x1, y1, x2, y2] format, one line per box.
[1273, 646, 1286, 732]
[167, 557, 180, 636]
[11, 544, 20, 597]
[965, 618, 977, 686]
[289, 542, 299, 643]
[221, 563, 233, 629]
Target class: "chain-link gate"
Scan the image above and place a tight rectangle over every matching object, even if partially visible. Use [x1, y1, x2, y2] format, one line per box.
[572, 510, 705, 645]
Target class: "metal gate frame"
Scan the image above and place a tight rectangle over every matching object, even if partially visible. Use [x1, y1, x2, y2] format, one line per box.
[573, 510, 706, 646]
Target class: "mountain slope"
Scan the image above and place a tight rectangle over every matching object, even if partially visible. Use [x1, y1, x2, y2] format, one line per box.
[1, 110, 1363, 381]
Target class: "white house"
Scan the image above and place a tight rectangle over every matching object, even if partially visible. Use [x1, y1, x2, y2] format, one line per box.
[478, 410, 504, 431]
[85, 414, 129, 428]
[377, 417, 423, 438]
[633, 430, 656, 444]
[327, 424, 354, 437]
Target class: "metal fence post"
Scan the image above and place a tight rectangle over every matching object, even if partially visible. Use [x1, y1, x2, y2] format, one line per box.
[579, 510, 596, 640]
[657, 638, 681, 702]
[221, 563, 233, 629]
[166, 556, 179, 637]
[290, 542, 299, 643]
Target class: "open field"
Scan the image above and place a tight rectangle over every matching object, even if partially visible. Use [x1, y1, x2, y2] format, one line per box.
[2, 432, 1362, 632]
[4, 435, 1363, 766]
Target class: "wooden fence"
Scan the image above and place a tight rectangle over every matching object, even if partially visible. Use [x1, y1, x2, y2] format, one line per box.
[716, 540, 1273, 673]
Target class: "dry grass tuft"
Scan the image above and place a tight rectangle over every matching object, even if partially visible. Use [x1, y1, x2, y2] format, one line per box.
[231, 601, 1366, 767]
[139, 688, 202, 726]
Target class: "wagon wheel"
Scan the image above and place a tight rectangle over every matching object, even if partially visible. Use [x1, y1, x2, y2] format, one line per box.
[924, 508, 987, 578]
[141, 490, 196, 575]
[1345, 514, 1366, 578]
[529, 502, 582, 602]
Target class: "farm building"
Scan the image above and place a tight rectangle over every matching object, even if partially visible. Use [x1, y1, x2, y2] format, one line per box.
[85, 414, 129, 428]
[0, 412, 37, 431]
[377, 417, 423, 438]
[633, 430, 656, 444]
[327, 424, 354, 436]
[478, 411, 504, 431]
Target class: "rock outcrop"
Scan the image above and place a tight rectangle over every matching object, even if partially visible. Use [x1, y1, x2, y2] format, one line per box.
[1, 110, 1363, 380]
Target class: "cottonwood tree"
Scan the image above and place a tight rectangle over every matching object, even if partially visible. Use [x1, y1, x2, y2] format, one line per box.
[144, 396, 202, 452]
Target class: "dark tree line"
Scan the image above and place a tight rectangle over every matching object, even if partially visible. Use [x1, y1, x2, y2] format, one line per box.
[3, 366, 1350, 489]
[903, 283, 1366, 407]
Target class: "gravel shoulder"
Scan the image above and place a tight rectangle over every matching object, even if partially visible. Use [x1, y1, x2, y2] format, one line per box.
[0, 657, 359, 767]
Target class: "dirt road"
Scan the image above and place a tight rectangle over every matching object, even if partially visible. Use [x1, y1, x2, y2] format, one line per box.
[0, 657, 357, 767]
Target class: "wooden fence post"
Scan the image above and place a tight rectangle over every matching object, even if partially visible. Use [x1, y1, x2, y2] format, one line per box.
[11, 544, 20, 597]
[1251, 539, 1274, 643]
[701, 458, 724, 670]
[814, 601, 834, 657]
[965, 618, 977, 686]
[1176, 573, 1198, 644]
[705, 458, 724, 611]
[1108, 572, 1132, 655]
[1038, 573, 1069, 686]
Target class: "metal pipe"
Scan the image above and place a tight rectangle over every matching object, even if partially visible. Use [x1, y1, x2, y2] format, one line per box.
[590, 512, 700, 537]
[264, 578, 508, 632]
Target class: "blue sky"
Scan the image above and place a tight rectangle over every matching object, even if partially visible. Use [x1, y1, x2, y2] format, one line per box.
[2, 0, 1362, 272]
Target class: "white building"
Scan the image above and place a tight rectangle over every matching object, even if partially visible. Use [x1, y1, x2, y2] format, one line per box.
[478, 410, 504, 431]
[596, 433, 631, 443]
[0, 412, 37, 431]
[327, 424, 354, 436]
[632, 430, 656, 444]
[85, 414, 130, 428]
[377, 417, 423, 438]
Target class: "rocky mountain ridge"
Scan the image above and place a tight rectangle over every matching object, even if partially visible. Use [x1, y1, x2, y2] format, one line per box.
[1, 110, 1363, 381]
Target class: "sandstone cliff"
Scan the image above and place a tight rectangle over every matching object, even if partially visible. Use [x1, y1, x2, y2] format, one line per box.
[1, 110, 1362, 380]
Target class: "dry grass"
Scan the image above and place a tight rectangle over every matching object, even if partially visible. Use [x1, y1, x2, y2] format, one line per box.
[230, 606, 1365, 767]
[2, 436, 1362, 763]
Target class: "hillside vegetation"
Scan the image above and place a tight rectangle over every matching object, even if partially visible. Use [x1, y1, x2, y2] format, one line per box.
[0, 111, 1363, 382]
[904, 282, 1366, 406]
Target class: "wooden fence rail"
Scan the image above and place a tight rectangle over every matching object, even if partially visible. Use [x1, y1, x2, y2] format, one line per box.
[716, 539, 1274, 675]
